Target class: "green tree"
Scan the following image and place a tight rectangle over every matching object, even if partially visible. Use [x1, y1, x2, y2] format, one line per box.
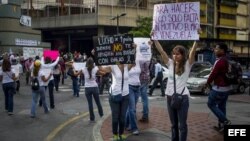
[128, 16, 152, 38]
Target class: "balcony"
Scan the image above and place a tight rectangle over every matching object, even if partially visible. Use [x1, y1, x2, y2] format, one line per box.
[219, 33, 236, 40]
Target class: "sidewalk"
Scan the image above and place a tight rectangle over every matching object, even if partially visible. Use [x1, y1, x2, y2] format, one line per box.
[96, 93, 250, 141]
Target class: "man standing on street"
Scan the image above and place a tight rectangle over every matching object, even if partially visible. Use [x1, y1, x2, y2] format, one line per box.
[206, 43, 231, 132]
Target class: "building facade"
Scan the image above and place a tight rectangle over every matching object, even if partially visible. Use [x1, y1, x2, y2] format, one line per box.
[0, 0, 50, 55]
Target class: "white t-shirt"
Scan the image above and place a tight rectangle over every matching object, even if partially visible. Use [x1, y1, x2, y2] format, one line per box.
[41, 57, 60, 80]
[165, 59, 193, 96]
[128, 64, 141, 86]
[82, 66, 98, 88]
[38, 68, 51, 86]
[0, 70, 15, 84]
[109, 65, 129, 96]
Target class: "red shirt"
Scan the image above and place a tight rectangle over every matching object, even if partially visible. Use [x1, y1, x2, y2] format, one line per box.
[207, 56, 229, 87]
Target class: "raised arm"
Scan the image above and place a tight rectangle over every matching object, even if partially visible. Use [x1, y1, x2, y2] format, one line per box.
[153, 40, 169, 64]
[98, 66, 112, 74]
[188, 41, 198, 65]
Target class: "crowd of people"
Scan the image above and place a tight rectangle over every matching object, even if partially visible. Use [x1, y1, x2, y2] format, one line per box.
[0, 31, 235, 141]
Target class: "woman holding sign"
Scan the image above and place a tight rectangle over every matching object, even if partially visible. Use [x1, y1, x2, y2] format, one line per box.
[151, 30, 200, 141]
[94, 46, 136, 141]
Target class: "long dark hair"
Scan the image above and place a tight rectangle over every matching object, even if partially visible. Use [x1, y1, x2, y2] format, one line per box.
[172, 45, 187, 75]
[2, 59, 11, 72]
[86, 57, 94, 79]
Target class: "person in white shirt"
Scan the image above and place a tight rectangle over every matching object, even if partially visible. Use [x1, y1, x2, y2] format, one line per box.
[39, 56, 59, 109]
[126, 61, 141, 135]
[0, 59, 18, 115]
[81, 57, 103, 122]
[152, 38, 198, 141]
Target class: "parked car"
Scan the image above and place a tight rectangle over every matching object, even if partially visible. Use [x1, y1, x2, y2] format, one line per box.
[190, 61, 212, 77]
[149, 65, 169, 89]
[187, 68, 211, 95]
[187, 68, 246, 95]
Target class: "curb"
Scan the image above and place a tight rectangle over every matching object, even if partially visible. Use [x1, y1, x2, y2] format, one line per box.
[93, 108, 111, 141]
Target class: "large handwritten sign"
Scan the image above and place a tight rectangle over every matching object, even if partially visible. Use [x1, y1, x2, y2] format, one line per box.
[152, 2, 200, 40]
[23, 47, 43, 60]
[93, 34, 135, 65]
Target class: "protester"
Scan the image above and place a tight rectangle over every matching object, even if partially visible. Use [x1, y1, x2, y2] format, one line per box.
[81, 57, 103, 122]
[53, 64, 61, 91]
[0, 59, 17, 115]
[96, 49, 136, 141]
[152, 29, 199, 141]
[99, 72, 111, 95]
[138, 58, 151, 122]
[39, 56, 59, 109]
[67, 61, 81, 97]
[25, 57, 33, 85]
[126, 61, 141, 135]
[206, 43, 232, 132]
[148, 58, 165, 96]
[30, 60, 52, 118]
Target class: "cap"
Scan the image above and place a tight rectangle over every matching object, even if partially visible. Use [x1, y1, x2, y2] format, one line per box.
[34, 60, 41, 67]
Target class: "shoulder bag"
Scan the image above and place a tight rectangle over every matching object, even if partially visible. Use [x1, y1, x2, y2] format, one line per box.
[170, 63, 185, 109]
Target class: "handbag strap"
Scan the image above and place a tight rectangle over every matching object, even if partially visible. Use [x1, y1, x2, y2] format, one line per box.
[173, 62, 185, 95]
[121, 66, 124, 92]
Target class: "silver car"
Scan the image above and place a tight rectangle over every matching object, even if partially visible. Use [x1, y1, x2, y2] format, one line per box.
[187, 69, 211, 95]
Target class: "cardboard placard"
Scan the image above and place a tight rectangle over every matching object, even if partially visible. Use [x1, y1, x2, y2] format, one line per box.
[93, 34, 135, 65]
[43, 50, 59, 61]
[152, 2, 200, 40]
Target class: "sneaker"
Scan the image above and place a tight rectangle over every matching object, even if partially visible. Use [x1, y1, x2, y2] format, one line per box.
[112, 134, 119, 141]
[119, 134, 126, 141]
[8, 112, 13, 116]
[132, 130, 139, 135]
[218, 120, 231, 132]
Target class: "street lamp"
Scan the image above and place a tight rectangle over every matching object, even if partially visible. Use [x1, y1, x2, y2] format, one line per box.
[110, 12, 127, 34]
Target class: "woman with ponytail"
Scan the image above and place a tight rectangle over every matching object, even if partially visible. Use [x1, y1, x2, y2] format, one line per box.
[81, 57, 104, 122]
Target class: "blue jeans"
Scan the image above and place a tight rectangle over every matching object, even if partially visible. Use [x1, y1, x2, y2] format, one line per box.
[72, 77, 79, 97]
[48, 80, 55, 108]
[207, 89, 229, 123]
[167, 95, 189, 141]
[140, 83, 149, 119]
[109, 94, 129, 135]
[31, 86, 49, 117]
[85, 87, 103, 121]
[2, 82, 16, 112]
[126, 85, 140, 131]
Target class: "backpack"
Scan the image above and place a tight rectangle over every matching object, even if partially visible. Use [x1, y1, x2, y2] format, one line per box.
[225, 60, 239, 85]
[31, 77, 40, 90]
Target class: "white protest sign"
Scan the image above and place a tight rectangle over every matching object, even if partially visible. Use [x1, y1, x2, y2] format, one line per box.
[152, 2, 200, 40]
[73, 62, 86, 71]
[23, 47, 43, 60]
[134, 38, 152, 61]
[11, 65, 20, 77]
